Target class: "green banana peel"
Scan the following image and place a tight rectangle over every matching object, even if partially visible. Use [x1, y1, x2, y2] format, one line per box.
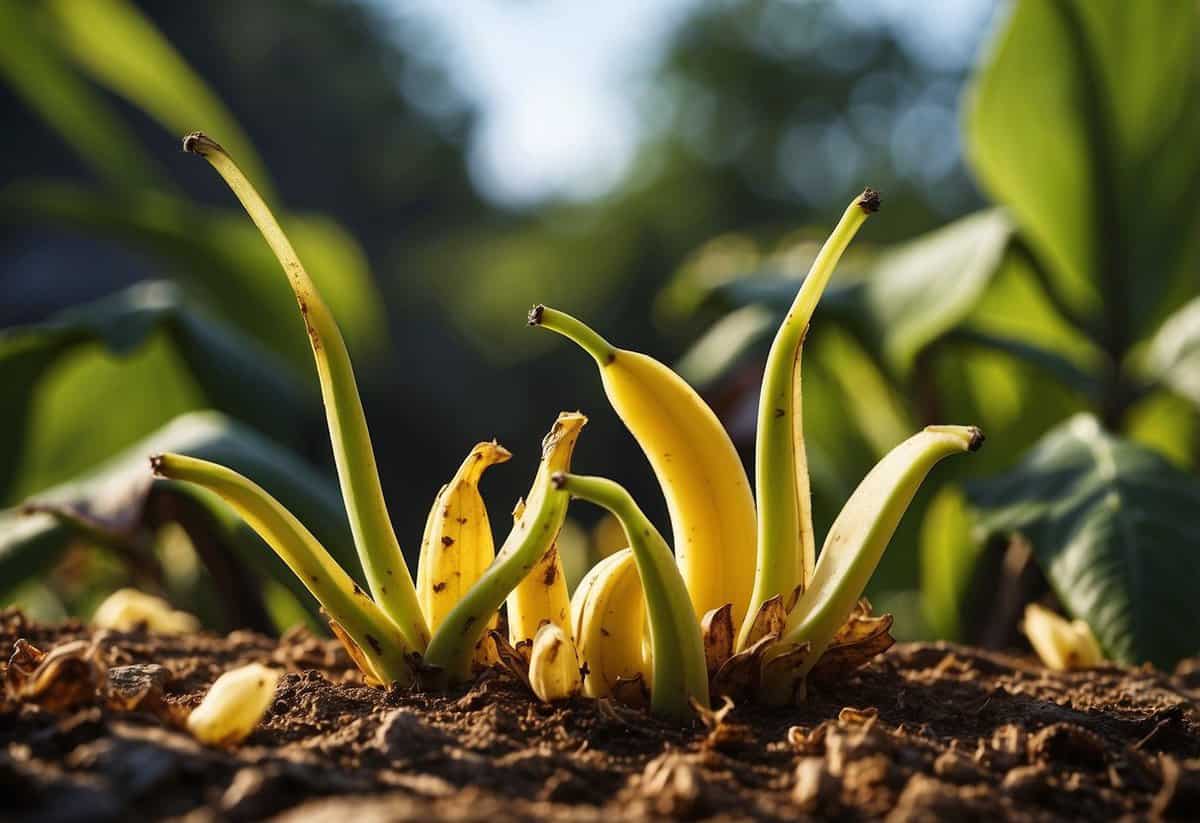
[741, 188, 880, 651]
[151, 453, 417, 685]
[764, 425, 983, 698]
[552, 472, 709, 720]
[423, 413, 586, 684]
[183, 132, 428, 652]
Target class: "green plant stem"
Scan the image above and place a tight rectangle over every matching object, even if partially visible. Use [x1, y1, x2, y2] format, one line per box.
[183, 132, 428, 651]
[152, 453, 415, 684]
[554, 472, 709, 719]
[741, 189, 879, 650]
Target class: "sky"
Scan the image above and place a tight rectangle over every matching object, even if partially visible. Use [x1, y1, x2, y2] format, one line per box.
[378, 0, 995, 208]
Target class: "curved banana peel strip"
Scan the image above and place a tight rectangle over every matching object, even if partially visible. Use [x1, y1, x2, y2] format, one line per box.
[774, 425, 983, 692]
[184, 133, 428, 652]
[571, 549, 648, 698]
[1023, 603, 1105, 671]
[552, 472, 709, 719]
[741, 189, 881, 651]
[417, 442, 510, 638]
[152, 454, 418, 685]
[530, 305, 757, 629]
[528, 623, 583, 703]
[423, 413, 586, 684]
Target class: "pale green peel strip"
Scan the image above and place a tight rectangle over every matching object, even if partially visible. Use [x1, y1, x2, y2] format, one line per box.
[742, 189, 880, 650]
[152, 453, 416, 685]
[423, 414, 585, 683]
[778, 425, 982, 681]
[553, 472, 709, 719]
[183, 132, 428, 651]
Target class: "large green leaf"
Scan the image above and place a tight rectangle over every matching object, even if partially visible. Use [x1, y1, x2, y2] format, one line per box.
[0, 412, 360, 629]
[967, 0, 1200, 341]
[861, 209, 1013, 374]
[1, 180, 385, 367]
[0, 281, 312, 501]
[43, 0, 271, 197]
[675, 210, 1015, 385]
[967, 414, 1200, 668]
[0, 0, 159, 189]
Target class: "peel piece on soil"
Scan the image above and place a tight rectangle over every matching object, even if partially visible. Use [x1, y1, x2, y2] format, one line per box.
[528, 623, 582, 702]
[187, 663, 281, 746]
[91, 588, 200, 634]
[5, 638, 104, 711]
[1022, 603, 1105, 671]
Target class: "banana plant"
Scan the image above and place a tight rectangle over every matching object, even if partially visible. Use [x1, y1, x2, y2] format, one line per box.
[532, 189, 982, 710]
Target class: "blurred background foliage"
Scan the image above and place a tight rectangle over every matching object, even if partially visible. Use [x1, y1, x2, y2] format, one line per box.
[1, 0, 1197, 667]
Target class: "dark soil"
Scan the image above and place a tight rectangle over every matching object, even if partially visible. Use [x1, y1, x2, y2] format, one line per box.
[3, 610, 1200, 822]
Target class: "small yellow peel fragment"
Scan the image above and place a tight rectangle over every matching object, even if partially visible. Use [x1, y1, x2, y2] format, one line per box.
[92, 588, 201, 634]
[528, 623, 582, 703]
[1023, 603, 1105, 671]
[187, 663, 281, 745]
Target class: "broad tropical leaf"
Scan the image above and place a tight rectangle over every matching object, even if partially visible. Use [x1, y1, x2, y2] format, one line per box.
[968, 414, 1200, 668]
[0, 281, 312, 501]
[967, 0, 1200, 337]
[0, 412, 359, 629]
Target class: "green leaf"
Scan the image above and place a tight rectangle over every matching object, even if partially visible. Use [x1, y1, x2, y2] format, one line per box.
[967, 0, 1200, 339]
[967, 414, 1200, 668]
[0, 412, 360, 627]
[861, 209, 1013, 374]
[43, 0, 272, 198]
[0, 0, 159, 188]
[0, 281, 312, 501]
[1, 180, 386, 367]
[919, 486, 980, 642]
[675, 210, 1013, 383]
